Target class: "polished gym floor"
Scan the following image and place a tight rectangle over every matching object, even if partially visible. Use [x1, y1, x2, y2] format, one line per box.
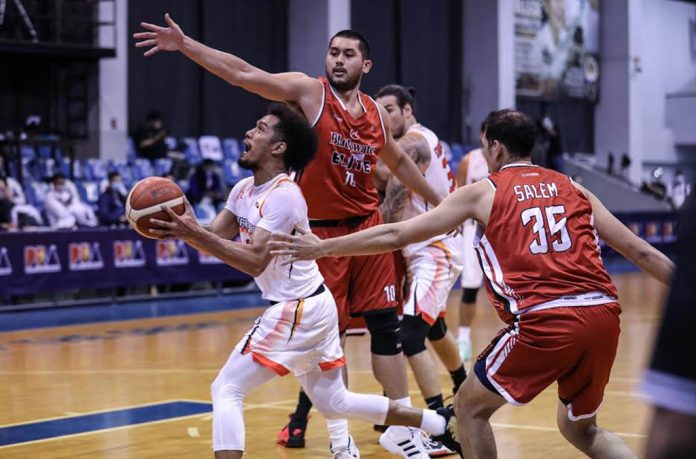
[0, 272, 666, 458]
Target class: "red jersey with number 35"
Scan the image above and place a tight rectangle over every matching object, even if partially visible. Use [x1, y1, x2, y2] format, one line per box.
[297, 77, 387, 220]
[476, 162, 618, 324]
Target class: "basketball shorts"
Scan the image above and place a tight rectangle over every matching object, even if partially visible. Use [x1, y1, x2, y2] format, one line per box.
[403, 238, 463, 325]
[460, 219, 483, 289]
[235, 285, 345, 377]
[313, 211, 399, 332]
[474, 302, 621, 420]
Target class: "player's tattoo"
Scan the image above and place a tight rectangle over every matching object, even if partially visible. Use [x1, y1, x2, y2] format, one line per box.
[398, 134, 432, 169]
[381, 176, 410, 223]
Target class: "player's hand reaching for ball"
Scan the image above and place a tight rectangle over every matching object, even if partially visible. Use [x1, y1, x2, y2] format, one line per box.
[134, 13, 185, 57]
[149, 198, 200, 240]
[269, 227, 325, 262]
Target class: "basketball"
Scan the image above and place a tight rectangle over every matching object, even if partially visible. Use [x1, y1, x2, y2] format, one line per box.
[125, 177, 185, 239]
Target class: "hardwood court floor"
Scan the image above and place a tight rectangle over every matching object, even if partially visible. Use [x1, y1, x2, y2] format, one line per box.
[0, 273, 667, 458]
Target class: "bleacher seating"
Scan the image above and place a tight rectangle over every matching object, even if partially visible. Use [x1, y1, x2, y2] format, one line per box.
[199, 136, 223, 162]
[222, 138, 242, 162]
[181, 137, 202, 165]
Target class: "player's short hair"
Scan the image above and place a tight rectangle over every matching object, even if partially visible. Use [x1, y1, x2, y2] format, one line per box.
[267, 103, 317, 171]
[330, 29, 371, 59]
[482, 109, 537, 158]
[107, 171, 121, 182]
[374, 84, 416, 114]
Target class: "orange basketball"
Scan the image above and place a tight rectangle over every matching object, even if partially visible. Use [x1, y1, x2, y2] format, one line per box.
[125, 177, 185, 239]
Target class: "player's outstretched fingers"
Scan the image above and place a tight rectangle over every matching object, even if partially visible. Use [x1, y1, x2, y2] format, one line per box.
[135, 39, 157, 48]
[140, 22, 165, 32]
[150, 218, 174, 229]
[133, 32, 156, 40]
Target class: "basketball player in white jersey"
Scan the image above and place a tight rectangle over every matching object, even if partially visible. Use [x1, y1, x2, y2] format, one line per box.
[455, 128, 490, 361]
[149, 104, 460, 459]
[376, 85, 467, 456]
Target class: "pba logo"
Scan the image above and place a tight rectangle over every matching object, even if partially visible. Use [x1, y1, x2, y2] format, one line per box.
[0, 247, 11, 276]
[24, 244, 61, 274]
[156, 239, 190, 266]
[198, 249, 222, 265]
[113, 240, 146, 268]
[69, 242, 104, 271]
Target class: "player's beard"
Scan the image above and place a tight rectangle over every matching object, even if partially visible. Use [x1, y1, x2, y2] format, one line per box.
[327, 70, 361, 92]
[237, 156, 257, 171]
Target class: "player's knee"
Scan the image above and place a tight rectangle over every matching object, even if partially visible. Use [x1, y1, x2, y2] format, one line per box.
[462, 288, 478, 304]
[211, 375, 246, 406]
[427, 317, 448, 342]
[399, 315, 430, 357]
[365, 310, 402, 356]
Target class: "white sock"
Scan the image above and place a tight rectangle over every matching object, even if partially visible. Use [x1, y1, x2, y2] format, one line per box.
[394, 396, 412, 407]
[420, 409, 446, 436]
[458, 326, 471, 341]
[326, 418, 349, 449]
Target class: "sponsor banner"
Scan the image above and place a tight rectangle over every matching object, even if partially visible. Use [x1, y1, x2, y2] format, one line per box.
[0, 247, 12, 276]
[0, 228, 251, 296]
[24, 244, 61, 274]
[114, 240, 146, 268]
[69, 242, 104, 271]
[156, 239, 190, 266]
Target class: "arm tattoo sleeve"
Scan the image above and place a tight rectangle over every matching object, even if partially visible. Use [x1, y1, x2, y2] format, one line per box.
[398, 134, 432, 169]
[381, 176, 410, 223]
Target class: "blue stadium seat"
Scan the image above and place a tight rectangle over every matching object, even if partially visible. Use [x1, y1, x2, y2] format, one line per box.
[84, 159, 107, 181]
[451, 143, 465, 164]
[77, 181, 100, 207]
[222, 138, 242, 161]
[154, 158, 173, 177]
[223, 160, 243, 186]
[25, 182, 49, 208]
[132, 159, 155, 181]
[198, 136, 223, 162]
[108, 160, 134, 185]
[181, 137, 202, 165]
[20, 145, 35, 160]
[165, 136, 178, 151]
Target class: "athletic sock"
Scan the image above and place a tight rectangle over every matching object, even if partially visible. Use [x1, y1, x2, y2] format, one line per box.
[420, 409, 446, 436]
[292, 390, 313, 422]
[326, 419, 349, 450]
[458, 326, 471, 341]
[425, 394, 444, 410]
[450, 365, 467, 393]
[394, 396, 412, 407]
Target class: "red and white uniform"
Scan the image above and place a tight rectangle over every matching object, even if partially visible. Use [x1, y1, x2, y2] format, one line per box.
[225, 174, 344, 376]
[474, 162, 620, 420]
[297, 77, 398, 331]
[459, 147, 488, 289]
[400, 124, 462, 324]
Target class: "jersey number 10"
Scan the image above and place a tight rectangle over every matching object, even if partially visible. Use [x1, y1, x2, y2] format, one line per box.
[521, 205, 572, 254]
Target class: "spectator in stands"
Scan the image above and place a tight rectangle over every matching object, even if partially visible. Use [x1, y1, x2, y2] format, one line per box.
[536, 110, 562, 171]
[186, 159, 224, 207]
[134, 110, 168, 160]
[668, 170, 691, 210]
[45, 173, 98, 229]
[97, 172, 128, 226]
[0, 176, 42, 230]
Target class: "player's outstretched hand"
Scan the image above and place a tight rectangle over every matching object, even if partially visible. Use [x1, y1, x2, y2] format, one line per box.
[134, 13, 185, 57]
[269, 227, 324, 262]
[149, 198, 200, 240]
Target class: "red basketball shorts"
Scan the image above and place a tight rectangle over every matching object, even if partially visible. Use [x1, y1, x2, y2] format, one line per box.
[474, 302, 621, 420]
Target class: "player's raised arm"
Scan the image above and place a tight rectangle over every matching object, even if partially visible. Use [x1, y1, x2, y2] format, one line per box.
[134, 13, 323, 118]
[271, 180, 490, 260]
[575, 183, 675, 284]
[377, 105, 442, 207]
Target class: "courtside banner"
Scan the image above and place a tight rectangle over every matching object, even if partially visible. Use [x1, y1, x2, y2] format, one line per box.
[0, 228, 250, 296]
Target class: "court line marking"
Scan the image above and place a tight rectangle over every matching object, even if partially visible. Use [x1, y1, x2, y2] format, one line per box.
[0, 411, 213, 450]
[490, 422, 646, 439]
[0, 398, 191, 429]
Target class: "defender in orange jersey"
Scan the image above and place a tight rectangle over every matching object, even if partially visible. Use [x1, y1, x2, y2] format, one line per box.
[270, 109, 675, 459]
[135, 15, 441, 457]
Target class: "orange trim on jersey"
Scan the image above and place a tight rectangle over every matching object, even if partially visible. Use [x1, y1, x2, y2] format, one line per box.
[251, 352, 290, 376]
[319, 356, 346, 371]
[420, 310, 437, 326]
[258, 178, 296, 218]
